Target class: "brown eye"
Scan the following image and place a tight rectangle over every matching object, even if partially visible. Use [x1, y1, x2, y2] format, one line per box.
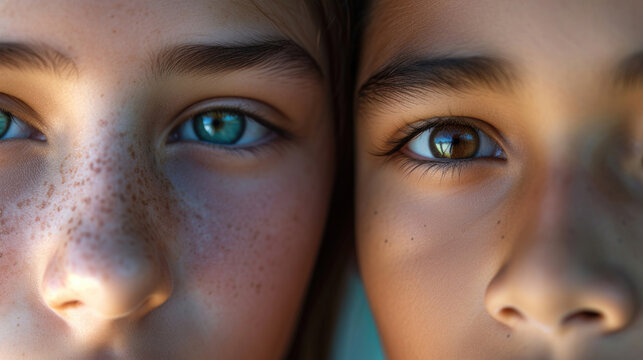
[429, 124, 479, 159]
[406, 120, 504, 160]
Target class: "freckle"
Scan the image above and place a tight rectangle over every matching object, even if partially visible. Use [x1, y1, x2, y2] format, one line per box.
[410, 237, 414, 240]
[373, 210, 378, 215]
[501, 235, 505, 239]
[384, 239, 388, 243]
[496, 219, 501, 225]
[423, 224, 427, 228]
[506, 333, 510, 338]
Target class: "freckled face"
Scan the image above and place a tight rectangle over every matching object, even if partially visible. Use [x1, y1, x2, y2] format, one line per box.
[356, 0, 643, 359]
[0, 0, 333, 359]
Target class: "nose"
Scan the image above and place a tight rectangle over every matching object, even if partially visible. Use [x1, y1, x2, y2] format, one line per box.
[42, 233, 172, 320]
[484, 166, 638, 336]
[485, 260, 636, 335]
[41, 149, 172, 322]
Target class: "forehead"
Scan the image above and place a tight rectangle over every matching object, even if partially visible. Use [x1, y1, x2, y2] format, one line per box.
[360, 0, 643, 84]
[0, 0, 321, 67]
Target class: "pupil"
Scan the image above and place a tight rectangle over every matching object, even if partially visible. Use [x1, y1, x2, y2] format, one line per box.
[428, 124, 479, 159]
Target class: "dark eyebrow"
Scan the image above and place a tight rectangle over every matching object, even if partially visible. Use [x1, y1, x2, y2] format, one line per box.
[615, 50, 643, 88]
[151, 39, 322, 80]
[0, 42, 77, 76]
[357, 55, 517, 107]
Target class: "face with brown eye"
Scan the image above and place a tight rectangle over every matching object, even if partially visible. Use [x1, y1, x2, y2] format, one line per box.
[356, 0, 643, 359]
[0, 0, 334, 359]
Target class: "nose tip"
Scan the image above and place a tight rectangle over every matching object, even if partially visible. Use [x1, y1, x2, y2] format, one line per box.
[485, 270, 637, 335]
[42, 243, 172, 321]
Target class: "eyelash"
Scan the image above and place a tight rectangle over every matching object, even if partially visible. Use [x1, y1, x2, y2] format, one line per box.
[376, 116, 505, 178]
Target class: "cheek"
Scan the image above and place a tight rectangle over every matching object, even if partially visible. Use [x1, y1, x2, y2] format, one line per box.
[0, 145, 48, 300]
[356, 168, 515, 354]
[164, 147, 332, 343]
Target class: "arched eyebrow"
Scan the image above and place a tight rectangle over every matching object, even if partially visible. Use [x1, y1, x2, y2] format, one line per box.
[357, 55, 517, 108]
[0, 40, 322, 81]
[0, 42, 78, 76]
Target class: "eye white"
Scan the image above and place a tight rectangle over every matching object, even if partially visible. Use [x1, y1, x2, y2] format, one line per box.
[176, 113, 271, 146]
[407, 125, 503, 159]
[0, 113, 36, 140]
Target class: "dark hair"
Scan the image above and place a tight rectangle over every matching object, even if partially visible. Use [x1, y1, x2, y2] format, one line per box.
[285, 1, 355, 359]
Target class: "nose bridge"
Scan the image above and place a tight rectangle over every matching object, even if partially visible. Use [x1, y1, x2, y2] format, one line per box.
[523, 151, 606, 259]
[42, 128, 173, 321]
[484, 160, 637, 335]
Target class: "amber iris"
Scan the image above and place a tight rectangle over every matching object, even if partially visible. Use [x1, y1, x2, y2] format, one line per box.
[429, 124, 479, 159]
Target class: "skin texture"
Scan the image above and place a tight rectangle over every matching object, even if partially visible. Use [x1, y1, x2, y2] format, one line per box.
[356, 1, 643, 359]
[0, 0, 333, 359]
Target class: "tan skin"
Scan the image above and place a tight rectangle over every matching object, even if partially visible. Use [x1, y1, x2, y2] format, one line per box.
[0, 0, 333, 359]
[356, 0, 643, 359]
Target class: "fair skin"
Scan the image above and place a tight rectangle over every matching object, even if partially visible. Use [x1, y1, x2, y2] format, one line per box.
[0, 0, 333, 359]
[356, 0, 643, 359]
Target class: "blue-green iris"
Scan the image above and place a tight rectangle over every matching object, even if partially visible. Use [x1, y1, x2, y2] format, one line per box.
[193, 110, 245, 145]
[0, 111, 11, 138]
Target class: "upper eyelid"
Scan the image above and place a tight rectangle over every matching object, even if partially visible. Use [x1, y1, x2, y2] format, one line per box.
[0, 94, 46, 132]
[170, 98, 292, 140]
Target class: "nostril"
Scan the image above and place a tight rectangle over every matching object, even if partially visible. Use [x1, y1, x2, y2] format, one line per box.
[496, 306, 525, 326]
[562, 309, 603, 327]
[60, 300, 83, 309]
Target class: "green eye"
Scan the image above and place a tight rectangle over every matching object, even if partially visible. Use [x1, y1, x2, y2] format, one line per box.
[193, 110, 245, 145]
[170, 107, 273, 148]
[0, 110, 11, 138]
